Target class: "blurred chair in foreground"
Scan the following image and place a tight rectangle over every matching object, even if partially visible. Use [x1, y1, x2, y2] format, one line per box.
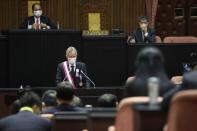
[52, 111, 88, 131]
[113, 97, 162, 131]
[166, 90, 197, 131]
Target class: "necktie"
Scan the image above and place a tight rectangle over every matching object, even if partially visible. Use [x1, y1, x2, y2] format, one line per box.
[71, 65, 75, 77]
[36, 18, 39, 30]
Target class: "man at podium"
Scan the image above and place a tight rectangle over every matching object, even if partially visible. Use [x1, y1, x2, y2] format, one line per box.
[56, 47, 91, 88]
[128, 16, 155, 43]
[20, 3, 57, 30]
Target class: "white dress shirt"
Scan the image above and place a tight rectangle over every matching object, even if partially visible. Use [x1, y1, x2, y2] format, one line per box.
[28, 17, 50, 29]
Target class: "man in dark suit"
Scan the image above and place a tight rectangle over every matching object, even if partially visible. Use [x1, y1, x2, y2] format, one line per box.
[128, 16, 155, 43]
[20, 3, 57, 29]
[56, 46, 91, 88]
[162, 71, 197, 111]
[0, 91, 51, 131]
[42, 81, 84, 114]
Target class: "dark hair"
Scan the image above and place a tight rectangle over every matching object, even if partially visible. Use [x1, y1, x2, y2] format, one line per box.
[19, 91, 42, 107]
[98, 94, 117, 107]
[126, 47, 173, 96]
[138, 16, 149, 22]
[17, 86, 31, 98]
[32, 3, 41, 10]
[56, 81, 74, 101]
[42, 90, 57, 107]
[10, 99, 21, 114]
[71, 96, 83, 107]
[135, 47, 164, 67]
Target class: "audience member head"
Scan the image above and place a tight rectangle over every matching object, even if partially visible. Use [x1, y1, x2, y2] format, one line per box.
[10, 99, 21, 114]
[126, 47, 173, 96]
[66, 46, 78, 65]
[19, 91, 42, 114]
[56, 81, 74, 105]
[71, 96, 83, 107]
[138, 16, 149, 31]
[42, 90, 57, 110]
[182, 71, 197, 89]
[17, 85, 31, 98]
[135, 47, 164, 74]
[32, 3, 42, 18]
[98, 94, 118, 107]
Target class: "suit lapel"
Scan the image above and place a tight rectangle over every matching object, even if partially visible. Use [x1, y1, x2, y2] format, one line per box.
[40, 16, 44, 24]
[76, 62, 80, 71]
[40, 16, 47, 24]
[29, 16, 35, 25]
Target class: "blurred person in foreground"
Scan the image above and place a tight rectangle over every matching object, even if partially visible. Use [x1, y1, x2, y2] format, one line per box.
[125, 47, 174, 97]
[162, 71, 197, 111]
[0, 91, 51, 131]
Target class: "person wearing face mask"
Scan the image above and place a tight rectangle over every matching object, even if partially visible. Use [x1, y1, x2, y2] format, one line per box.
[127, 16, 155, 44]
[20, 3, 57, 30]
[56, 46, 91, 88]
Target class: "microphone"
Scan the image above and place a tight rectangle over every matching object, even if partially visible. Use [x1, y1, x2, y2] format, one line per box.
[80, 70, 96, 89]
[63, 76, 66, 81]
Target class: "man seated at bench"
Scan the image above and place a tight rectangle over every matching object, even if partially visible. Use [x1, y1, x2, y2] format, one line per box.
[42, 81, 84, 114]
[127, 16, 155, 44]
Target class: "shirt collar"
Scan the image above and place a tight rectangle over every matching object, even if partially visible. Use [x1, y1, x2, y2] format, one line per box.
[34, 17, 40, 21]
[20, 106, 34, 113]
[69, 63, 76, 68]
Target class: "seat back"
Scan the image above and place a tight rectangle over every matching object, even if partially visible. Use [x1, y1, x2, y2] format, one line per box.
[52, 111, 88, 131]
[163, 36, 197, 43]
[115, 97, 163, 131]
[155, 35, 162, 43]
[167, 90, 197, 131]
[115, 97, 161, 131]
[88, 108, 116, 131]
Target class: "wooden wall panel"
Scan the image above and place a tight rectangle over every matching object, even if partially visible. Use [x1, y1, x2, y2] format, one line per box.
[0, 0, 145, 35]
[46, 0, 80, 29]
[156, 0, 197, 38]
[80, 0, 112, 30]
[112, 0, 145, 35]
[0, 0, 21, 30]
[156, 0, 187, 38]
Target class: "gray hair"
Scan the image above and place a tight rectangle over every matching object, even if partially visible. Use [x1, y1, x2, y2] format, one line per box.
[65, 46, 78, 58]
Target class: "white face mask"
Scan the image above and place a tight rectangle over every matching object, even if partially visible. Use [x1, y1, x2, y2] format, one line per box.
[34, 10, 42, 17]
[68, 57, 76, 65]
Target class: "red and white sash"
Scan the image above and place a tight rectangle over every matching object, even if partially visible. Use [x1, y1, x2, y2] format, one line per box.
[61, 61, 76, 89]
